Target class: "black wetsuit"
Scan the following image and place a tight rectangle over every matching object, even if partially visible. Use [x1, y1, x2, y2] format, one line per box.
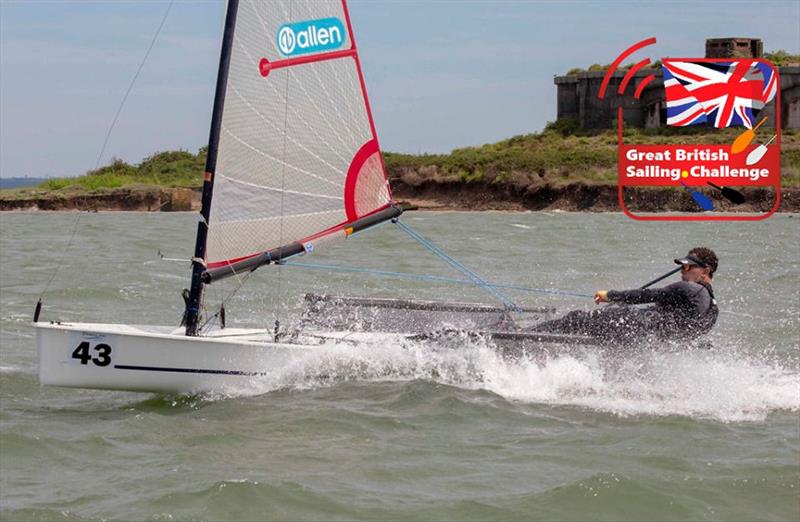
[535, 281, 718, 344]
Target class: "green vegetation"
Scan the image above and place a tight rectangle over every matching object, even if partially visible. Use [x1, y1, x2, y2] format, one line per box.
[3, 125, 798, 205]
[763, 50, 800, 66]
[386, 131, 616, 185]
[384, 124, 800, 188]
[564, 61, 661, 75]
[38, 149, 207, 192]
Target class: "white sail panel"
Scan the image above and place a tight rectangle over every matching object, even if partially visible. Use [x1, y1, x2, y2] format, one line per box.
[206, 0, 392, 267]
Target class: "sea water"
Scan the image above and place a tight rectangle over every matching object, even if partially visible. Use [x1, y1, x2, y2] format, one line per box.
[1, 211, 798, 521]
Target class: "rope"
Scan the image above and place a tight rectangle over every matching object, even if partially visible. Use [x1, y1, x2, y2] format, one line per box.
[93, 0, 175, 171]
[156, 247, 590, 299]
[39, 2, 174, 302]
[395, 220, 522, 310]
[199, 269, 252, 332]
[39, 215, 84, 299]
[270, 0, 294, 339]
[280, 261, 592, 299]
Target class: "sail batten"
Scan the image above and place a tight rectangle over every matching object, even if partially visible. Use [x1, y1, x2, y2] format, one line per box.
[228, 84, 348, 176]
[220, 127, 345, 186]
[201, 0, 395, 272]
[219, 175, 344, 201]
[208, 208, 343, 231]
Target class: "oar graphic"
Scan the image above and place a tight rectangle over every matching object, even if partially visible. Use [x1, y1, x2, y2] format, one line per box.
[680, 181, 714, 211]
[706, 182, 745, 204]
[745, 134, 777, 166]
[731, 116, 768, 155]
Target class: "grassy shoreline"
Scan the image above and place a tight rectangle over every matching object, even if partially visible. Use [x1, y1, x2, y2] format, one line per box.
[3, 126, 798, 210]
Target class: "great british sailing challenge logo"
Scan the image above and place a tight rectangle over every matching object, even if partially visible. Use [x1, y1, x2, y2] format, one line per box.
[276, 17, 345, 57]
[602, 38, 781, 221]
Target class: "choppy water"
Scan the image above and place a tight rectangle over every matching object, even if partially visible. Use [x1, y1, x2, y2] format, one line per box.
[1, 211, 798, 521]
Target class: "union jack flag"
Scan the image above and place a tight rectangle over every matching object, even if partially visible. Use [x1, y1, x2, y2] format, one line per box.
[662, 60, 777, 128]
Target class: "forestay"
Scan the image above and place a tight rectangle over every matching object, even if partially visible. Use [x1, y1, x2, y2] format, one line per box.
[205, 0, 395, 274]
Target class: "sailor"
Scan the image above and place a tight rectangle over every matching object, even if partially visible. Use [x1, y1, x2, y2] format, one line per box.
[535, 247, 719, 344]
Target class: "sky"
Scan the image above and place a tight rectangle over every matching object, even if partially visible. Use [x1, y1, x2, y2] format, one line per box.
[1, 0, 798, 179]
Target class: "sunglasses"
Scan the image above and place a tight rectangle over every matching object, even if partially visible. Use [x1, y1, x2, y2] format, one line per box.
[681, 264, 701, 272]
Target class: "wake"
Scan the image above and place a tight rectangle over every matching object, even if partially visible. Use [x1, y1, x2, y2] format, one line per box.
[213, 332, 799, 423]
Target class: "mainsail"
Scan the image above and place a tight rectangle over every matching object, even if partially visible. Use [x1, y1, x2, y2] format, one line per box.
[185, 0, 401, 334]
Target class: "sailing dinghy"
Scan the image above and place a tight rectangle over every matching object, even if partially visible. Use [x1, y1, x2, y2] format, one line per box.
[35, 0, 410, 393]
[35, 0, 593, 394]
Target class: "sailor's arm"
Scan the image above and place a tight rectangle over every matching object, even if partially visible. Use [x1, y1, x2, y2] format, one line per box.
[595, 282, 690, 305]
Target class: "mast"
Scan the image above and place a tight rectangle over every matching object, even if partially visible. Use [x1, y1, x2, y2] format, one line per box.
[185, 0, 239, 336]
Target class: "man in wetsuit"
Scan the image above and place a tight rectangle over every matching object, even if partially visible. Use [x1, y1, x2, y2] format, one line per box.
[535, 247, 719, 344]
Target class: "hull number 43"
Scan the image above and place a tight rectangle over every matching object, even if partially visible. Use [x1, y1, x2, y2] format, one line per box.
[71, 341, 112, 367]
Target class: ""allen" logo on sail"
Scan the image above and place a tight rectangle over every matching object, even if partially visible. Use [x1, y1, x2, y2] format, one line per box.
[276, 17, 345, 57]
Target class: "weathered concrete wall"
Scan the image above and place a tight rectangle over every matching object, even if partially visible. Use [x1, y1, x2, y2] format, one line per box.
[785, 87, 800, 129]
[780, 67, 800, 129]
[706, 38, 763, 59]
[638, 75, 665, 129]
[555, 77, 578, 120]
[577, 73, 630, 129]
[552, 70, 655, 129]
[555, 70, 660, 129]
[554, 67, 799, 130]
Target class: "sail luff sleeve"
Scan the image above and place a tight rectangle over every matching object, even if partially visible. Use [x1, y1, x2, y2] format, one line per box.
[201, 204, 403, 284]
[185, 0, 240, 336]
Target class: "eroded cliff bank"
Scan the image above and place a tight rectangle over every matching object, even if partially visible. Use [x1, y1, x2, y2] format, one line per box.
[1, 182, 796, 213]
[0, 186, 197, 212]
[390, 179, 797, 213]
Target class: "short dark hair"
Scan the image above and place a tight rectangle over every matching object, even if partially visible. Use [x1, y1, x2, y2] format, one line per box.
[688, 247, 718, 277]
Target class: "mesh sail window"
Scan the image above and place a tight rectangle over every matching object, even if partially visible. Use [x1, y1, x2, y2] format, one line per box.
[205, 0, 393, 269]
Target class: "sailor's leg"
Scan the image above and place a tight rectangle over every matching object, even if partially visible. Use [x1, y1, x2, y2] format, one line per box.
[587, 306, 654, 343]
[534, 309, 597, 335]
[534, 305, 649, 340]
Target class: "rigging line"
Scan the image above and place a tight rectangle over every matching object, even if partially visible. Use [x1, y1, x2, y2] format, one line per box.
[288, 66, 353, 154]
[307, 60, 359, 151]
[39, 2, 175, 300]
[272, 0, 294, 336]
[206, 208, 340, 227]
[94, 0, 175, 171]
[228, 84, 347, 176]
[218, 172, 343, 199]
[282, 70, 349, 164]
[718, 310, 773, 320]
[220, 127, 341, 187]
[201, 270, 223, 331]
[325, 60, 360, 139]
[199, 265, 252, 333]
[230, 21, 349, 165]
[198, 252, 255, 334]
[234, 32, 349, 165]
[280, 261, 593, 299]
[39, 213, 80, 297]
[395, 220, 521, 311]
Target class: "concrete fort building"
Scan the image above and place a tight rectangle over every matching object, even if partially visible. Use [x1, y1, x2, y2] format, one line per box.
[554, 38, 799, 130]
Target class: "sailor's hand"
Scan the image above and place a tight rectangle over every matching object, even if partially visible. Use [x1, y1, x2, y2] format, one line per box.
[594, 290, 609, 304]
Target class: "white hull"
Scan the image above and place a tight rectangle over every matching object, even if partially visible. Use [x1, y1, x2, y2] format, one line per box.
[35, 321, 322, 394]
[35, 320, 599, 394]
